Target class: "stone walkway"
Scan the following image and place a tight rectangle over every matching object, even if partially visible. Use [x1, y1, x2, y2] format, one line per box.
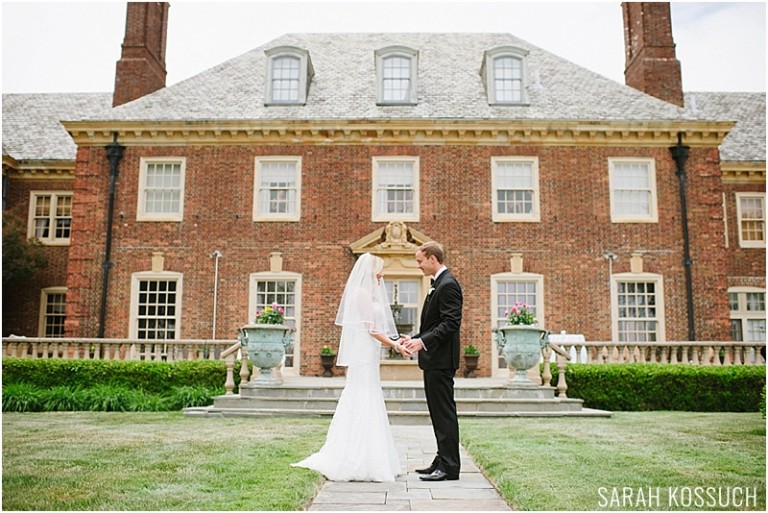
[308, 425, 512, 511]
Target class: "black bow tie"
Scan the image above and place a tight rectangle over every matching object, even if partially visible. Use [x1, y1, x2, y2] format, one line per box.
[430, 278, 435, 286]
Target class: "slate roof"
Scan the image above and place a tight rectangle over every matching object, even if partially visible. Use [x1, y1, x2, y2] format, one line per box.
[2, 93, 112, 161]
[684, 92, 766, 162]
[2, 34, 764, 165]
[74, 33, 695, 122]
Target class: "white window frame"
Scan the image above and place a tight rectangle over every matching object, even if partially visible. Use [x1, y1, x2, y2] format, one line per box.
[481, 46, 530, 105]
[253, 157, 302, 222]
[490, 272, 545, 374]
[129, 271, 183, 340]
[735, 192, 766, 248]
[27, 191, 73, 246]
[608, 158, 658, 223]
[249, 271, 302, 373]
[611, 273, 666, 342]
[38, 286, 67, 337]
[728, 286, 766, 342]
[375, 46, 418, 105]
[372, 157, 420, 222]
[491, 157, 541, 222]
[265, 46, 313, 106]
[137, 157, 186, 222]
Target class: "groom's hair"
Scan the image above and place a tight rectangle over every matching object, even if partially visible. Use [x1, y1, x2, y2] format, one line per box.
[418, 241, 445, 263]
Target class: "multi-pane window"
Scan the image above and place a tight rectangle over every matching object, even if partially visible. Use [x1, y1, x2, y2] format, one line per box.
[493, 56, 523, 103]
[492, 158, 540, 222]
[138, 158, 185, 221]
[483, 46, 529, 105]
[729, 288, 766, 342]
[609, 158, 658, 222]
[372, 158, 419, 222]
[29, 192, 72, 244]
[253, 278, 298, 367]
[494, 281, 539, 329]
[40, 288, 66, 337]
[376, 47, 418, 105]
[265, 47, 313, 106]
[491, 273, 544, 370]
[271, 56, 300, 103]
[254, 158, 301, 221]
[614, 279, 664, 342]
[136, 279, 179, 340]
[382, 56, 411, 103]
[384, 279, 420, 336]
[736, 193, 766, 248]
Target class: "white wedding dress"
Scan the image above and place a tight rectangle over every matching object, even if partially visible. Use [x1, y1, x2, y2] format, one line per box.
[292, 322, 402, 481]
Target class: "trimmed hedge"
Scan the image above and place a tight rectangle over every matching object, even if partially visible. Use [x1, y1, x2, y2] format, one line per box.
[549, 363, 766, 412]
[1, 358, 242, 393]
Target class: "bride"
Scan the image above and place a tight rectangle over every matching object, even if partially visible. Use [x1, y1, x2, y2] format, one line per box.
[292, 253, 410, 482]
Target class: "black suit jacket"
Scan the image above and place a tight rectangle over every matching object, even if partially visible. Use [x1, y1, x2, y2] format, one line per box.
[415, 269, 463, 371]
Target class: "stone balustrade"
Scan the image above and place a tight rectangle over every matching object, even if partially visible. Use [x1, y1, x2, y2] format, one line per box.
[555, 340, 766, 366]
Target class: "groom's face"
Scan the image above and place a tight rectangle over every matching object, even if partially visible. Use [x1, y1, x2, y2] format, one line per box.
[415, 250, 439, 277]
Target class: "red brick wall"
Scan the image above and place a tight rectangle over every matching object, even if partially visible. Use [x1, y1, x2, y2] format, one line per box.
[63, 141, 737, 376]
[2, 177, 72, 336]
[723, 181, 767, 289]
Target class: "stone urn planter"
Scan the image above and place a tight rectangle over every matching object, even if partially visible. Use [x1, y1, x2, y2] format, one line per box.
[463, 345, 480, 378]
[320, 351, 336, 377]
[495, 325, 550, 384]
[238, 323, 294, 386]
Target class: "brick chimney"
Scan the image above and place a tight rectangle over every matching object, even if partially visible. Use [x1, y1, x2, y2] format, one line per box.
[622, 2, 684, 107]
[112, 2, 169, 107]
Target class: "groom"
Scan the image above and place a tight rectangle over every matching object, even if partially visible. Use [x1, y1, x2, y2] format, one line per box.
[403, 241, 463, 481]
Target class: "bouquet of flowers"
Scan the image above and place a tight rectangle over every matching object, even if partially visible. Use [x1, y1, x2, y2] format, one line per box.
[505, 302, 536, 325]
[254, 302, 286, 325]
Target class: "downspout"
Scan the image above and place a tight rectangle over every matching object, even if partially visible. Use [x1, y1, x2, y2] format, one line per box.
[669, 132, 695, 341]
[97, 133, 125, 338]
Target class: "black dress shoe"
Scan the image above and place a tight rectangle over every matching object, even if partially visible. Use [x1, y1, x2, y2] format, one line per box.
[419, 469, 459, 481]
[415, 464, 438, 475]
[415, 456, 440, 474]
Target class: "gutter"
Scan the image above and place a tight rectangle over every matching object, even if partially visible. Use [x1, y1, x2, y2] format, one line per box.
[97, 133, 125, 338]
[669, 132, 695, 341]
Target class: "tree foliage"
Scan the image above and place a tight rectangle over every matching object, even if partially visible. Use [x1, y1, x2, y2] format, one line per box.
[2, 210, 48, 286]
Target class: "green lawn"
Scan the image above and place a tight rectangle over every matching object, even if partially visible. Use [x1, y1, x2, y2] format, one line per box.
[2, 412, 765, 511]
[461, 412, 766, 511]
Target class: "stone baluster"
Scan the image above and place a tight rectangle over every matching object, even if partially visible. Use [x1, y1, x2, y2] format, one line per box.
[224, 353, 236, 395]
[541, 345, 553, 387]
[733, 345, 743, 365]
[721, 345, 731, 366]
[556, 353, 568, 398]
[240, 345, 250, 385]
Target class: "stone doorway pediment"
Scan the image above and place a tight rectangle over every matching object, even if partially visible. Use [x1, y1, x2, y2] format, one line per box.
[349, 221, 430, 256]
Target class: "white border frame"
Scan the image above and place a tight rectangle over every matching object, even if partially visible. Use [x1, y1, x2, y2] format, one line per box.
[491, 156, 541, 222]
[264, 46, 314, 106]
[137, 157, 186, 222]
[608, 158, 658, 223]
[27, 191, 73, 246]
[481, 46, 530, 105]
[38, 286, 67, 337]
[735, 192, 766, 248]
[610, 272, 666, 342]
[375, 46, 419, 106]
[253, 156, 302, 222]
[129, 271, 184, 339]
[372, 156, 420, 222]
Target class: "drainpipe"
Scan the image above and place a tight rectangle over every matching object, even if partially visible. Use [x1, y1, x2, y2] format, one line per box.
[211, 250, 223, 339]
[97, 133, 125, 338]
[669, 132, 695, 341]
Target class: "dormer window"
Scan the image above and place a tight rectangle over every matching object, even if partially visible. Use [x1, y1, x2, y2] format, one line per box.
[376, 46, 418, 105]
[481, 46, 529, 105]
[265, 46, 313, 105]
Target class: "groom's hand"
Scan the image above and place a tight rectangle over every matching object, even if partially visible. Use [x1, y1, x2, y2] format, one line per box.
[404, 338, 424, 352]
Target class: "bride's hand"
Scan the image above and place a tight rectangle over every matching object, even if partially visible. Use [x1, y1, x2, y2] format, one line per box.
[397, 343, 413, 358]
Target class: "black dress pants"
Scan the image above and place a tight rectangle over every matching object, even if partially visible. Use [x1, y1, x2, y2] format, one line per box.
[423, 368, 460, 475]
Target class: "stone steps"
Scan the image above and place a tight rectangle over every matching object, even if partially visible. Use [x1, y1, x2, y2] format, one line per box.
[184, 376, 612, 420]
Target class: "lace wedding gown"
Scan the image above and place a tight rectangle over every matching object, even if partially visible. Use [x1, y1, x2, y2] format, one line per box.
[292, 324, 402, 482]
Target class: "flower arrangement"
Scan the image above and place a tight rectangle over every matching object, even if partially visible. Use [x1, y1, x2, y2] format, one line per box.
[254, 302, 286, 325]
[464, 345, 479, 355]
[320, 345, 335, 355]
[505, 302, 536, 325]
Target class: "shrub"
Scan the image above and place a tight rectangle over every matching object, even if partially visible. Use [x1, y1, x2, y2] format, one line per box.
[2, 383, 44, 412]
[548, 363, 766, 412]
